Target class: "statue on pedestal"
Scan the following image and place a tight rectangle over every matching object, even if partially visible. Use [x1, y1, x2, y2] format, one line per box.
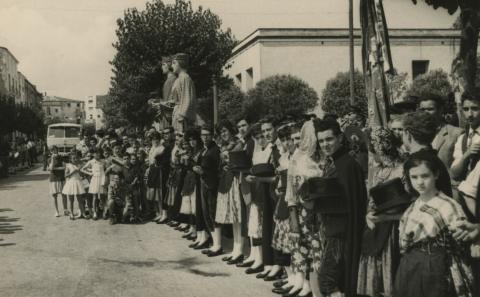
[169, 53, 197, 133]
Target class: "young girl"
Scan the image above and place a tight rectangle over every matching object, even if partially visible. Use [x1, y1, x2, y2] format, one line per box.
[81, 148, 106, 220]
[62, 152, 86, 220]
[395, 152, 474, 297]
[48, 146, 67, 217]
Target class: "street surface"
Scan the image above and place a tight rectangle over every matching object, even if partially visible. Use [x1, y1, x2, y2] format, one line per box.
[0, 166, 274, 297]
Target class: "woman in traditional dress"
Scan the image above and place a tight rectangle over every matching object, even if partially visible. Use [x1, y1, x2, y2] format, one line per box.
[284, 120, 323, 297]
[214, 120, 245, 261]
[237, 123, 265, 271]
[357, 127, 407, 297]
[394, 152, 474, 297]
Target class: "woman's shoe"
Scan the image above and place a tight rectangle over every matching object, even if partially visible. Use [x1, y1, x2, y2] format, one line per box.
[272, 286, 293, 295]
[189, 242, 199, 248]
[222, 255, 232, 262]
[298, 292, 312, 297]
[245, 265, 264, 274]
[193, 238, 212, 250]
[256, 270, 270, 279]
[207, 249, 224, 257]
[182, 233, 192, 239]
[264, 269, 284, 281]
[187, 235, 197, 241]
[227, 255, 244, 265]
[236, 260, 254, 268]
[282, 288, 301, 297]
[273, 280, 288, 288]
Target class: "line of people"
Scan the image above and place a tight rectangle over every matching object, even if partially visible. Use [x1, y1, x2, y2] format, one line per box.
[46, 91, 480, 297]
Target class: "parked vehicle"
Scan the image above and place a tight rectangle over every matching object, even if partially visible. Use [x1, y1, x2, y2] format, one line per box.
[46, 123, 82, 156]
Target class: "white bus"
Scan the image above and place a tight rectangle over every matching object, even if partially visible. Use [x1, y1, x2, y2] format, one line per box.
[46, 123, 82, 155]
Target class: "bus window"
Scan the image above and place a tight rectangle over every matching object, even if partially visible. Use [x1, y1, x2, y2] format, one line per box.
[48, 127, 64, 138]
[65, 127, 81, 138]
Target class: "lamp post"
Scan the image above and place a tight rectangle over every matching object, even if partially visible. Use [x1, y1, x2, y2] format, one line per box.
[213, 77, 218, 126]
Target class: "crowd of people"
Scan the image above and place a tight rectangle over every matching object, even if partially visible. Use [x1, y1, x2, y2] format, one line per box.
[0, 137, 43, 178]
[42, 88, 480, 297]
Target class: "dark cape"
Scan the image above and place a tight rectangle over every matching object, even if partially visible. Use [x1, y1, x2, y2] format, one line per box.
[331, 146, 368, 297]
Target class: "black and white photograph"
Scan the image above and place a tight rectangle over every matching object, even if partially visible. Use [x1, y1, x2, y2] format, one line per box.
[0, 0, 479, 297]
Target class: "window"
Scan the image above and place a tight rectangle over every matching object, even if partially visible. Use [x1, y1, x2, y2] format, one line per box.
[246, 68, 254, 90]
[235, 73, 242, 88]
[88, 100, 93, 104]
[97, 114, 101, 118]
[55, 108, 59, 113]
[412, 60, 429, 79]
[90, 114, 93, 119]
[77, 103, 80, 107]
[67, 103, 71, 107]
[47, 107, 51, 115]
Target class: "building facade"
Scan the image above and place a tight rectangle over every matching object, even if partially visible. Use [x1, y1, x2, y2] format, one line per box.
[42, 96, 85, 124]
[224, 28, 464, 113]
[0, 47, 20, 99]
[85, 95, 107, 130]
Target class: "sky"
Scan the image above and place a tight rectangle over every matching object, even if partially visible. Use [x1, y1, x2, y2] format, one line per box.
[0, 0, 457, 101]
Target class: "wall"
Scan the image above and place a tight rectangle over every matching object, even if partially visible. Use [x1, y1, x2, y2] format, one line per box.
[225, 42, 262, 92]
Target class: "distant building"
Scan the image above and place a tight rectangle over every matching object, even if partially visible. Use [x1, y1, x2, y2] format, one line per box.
[42, 96, 85, 124]
[224, 28, 467, 114]
[85, 95, 108, 130]
[0, 47, 20, 99]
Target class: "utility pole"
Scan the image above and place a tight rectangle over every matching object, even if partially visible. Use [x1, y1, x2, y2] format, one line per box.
[213, 78, 218, 126]
[349, 0, 355, 105]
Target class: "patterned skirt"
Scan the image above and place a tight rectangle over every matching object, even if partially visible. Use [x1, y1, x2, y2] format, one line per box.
[357, 230, 396, 297]
[215, 176, 241, 224]
[49, 181, 65, 195]
[272, 217, 291, 254]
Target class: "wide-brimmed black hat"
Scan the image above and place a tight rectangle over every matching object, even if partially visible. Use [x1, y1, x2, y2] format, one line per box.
[250, 163, 275, 177]
[229, 150, 252, 172]
[302, 177, 348, 214]
[370, 178, 412, 214]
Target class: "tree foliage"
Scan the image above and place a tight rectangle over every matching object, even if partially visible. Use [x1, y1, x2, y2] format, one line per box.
[321, 70, 366, 119]
[408, 69, 456, 114]
[106, 0, 236, 128]
[0, 94, 44, 137]
[243, 75, 318, 123]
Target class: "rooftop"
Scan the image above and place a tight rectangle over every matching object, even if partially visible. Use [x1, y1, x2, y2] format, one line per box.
[231, 28, 462, 57]
[43, 95, 83, 103]
[0, 46, 19, 63]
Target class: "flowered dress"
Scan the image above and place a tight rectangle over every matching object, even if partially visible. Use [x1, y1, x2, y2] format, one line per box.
[394, 192, 474, 297]
[286, 150, 324, 273]
[272, 150, 292, 254]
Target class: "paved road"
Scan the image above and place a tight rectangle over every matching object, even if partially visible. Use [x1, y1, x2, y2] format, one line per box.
[0, 166, 275, 297]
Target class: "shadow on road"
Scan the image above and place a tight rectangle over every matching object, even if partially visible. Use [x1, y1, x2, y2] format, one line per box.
[0, 208, 23, 247]
[0, 166, 49, 190]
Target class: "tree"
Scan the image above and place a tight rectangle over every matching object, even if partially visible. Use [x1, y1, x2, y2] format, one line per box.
[243, 75, 318, 123]
[413, 0, 480, 95]
[321, 70, 367, 119]
[408, 69, 456, 115]
[107, 0, 236, 128]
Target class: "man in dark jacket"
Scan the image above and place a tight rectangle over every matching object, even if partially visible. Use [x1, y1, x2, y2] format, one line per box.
[314, 118, 367, 297]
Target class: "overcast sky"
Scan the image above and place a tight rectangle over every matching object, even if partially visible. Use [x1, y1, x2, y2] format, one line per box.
[0, 0, 457, 100]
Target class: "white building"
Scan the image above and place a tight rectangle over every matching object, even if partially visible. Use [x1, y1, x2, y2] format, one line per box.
[85, 95, 106, 130]
[224, 28, 464, 113]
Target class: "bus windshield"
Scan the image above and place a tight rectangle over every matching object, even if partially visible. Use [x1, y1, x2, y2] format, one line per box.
[65, 127, 81, 138]
[48, 126, 81, 138]
[48, 127, 64, 138]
